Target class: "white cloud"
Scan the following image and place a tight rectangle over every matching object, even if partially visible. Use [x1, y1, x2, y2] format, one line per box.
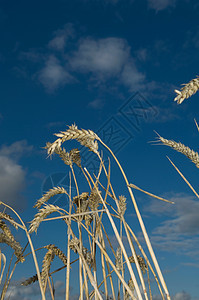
[70, 37, 130, 78]
[38, 55, 75, 91]
[0, 141, 32, 210]
[20, 26, 148, 93]
[121, 60, 145, 90]
[69, 37, 146, 91]
[88, 98, 104, 109]
[148, 0, 177, 11]
[0, 140, 32, 160]
[48, 23, 74, 51]
[152, 291, 192, 300]
[145, 194, 199, 257]
[136, 48, 148, 61]
[5, 280, 73, 300]
[173, 291, 191, 300]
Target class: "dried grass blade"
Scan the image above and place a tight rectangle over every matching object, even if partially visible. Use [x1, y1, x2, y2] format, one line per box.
[128, 184, 174, 204]
[194, 119, 199, 132]
[167, 156, 199, 199]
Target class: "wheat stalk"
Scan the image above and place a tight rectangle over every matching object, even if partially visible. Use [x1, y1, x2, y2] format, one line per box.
[128, 183, 174, 204]
[0, 250, 6, 284]
[174, 76, 199, 104]
[157, 134, 199, 168]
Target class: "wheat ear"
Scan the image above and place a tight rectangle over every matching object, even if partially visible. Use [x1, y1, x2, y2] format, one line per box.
[0, 212, 19, 229]
[44, 244, 67, 265]
[46, 124, 99, 156]
[21, 273, 39, 286]
[0, 220, 16, 243]
[0, 233, 24, 262]
[29, 204, 61, 233]
[41, 249, 55, 288]
[157, 135, 199, 168]
[34, 187, 68, 209]
[174, 76, 199, 104]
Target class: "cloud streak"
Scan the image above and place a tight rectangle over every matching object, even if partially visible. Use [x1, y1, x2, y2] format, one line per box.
[38, 55, 75, 92]
[0, 140, 33, 210]
[48, 23, 75, 51]
[147, 0, 177, 11]
[144, 193, 199, 258]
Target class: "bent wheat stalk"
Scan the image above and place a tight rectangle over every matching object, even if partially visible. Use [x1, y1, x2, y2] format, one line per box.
[0, 202, 46, 300]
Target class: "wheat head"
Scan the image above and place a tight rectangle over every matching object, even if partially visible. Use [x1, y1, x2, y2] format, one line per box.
[29, 204, 61, 233]
[157, 135, 199, 168]
[46, 124, 99, 156]
[174, 76, 199, 104]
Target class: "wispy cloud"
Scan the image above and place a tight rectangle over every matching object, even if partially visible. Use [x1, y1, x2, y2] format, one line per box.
[145, 193, 199, 257]
[87, 98, 104, 109]
[5, 280, 76, 300]
[173, 291, 191, 300]
[18, 26, 147, 93]
[70, 37, 130, 77]
[48, 23, 75, 51]
[152, 291, 192, 300]
[18, 24, 175, 97]
[0, 140, 33, 210]
[148, 0, 177, 11]
[70, 37, 147, 91]
[38, 55, 75, 92]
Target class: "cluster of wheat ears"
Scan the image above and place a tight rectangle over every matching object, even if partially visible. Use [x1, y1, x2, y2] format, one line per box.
[0, 76, 199, 300]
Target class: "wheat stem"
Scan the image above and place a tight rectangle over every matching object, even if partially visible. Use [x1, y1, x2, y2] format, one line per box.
[97, 139, 170, 300]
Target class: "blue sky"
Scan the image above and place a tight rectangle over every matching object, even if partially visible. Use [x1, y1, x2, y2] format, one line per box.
[0, 0, 199, 299]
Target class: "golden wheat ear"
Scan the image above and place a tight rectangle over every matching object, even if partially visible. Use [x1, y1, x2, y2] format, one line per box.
[174, 76, 199, 104]
[156, 134, 199, 168]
